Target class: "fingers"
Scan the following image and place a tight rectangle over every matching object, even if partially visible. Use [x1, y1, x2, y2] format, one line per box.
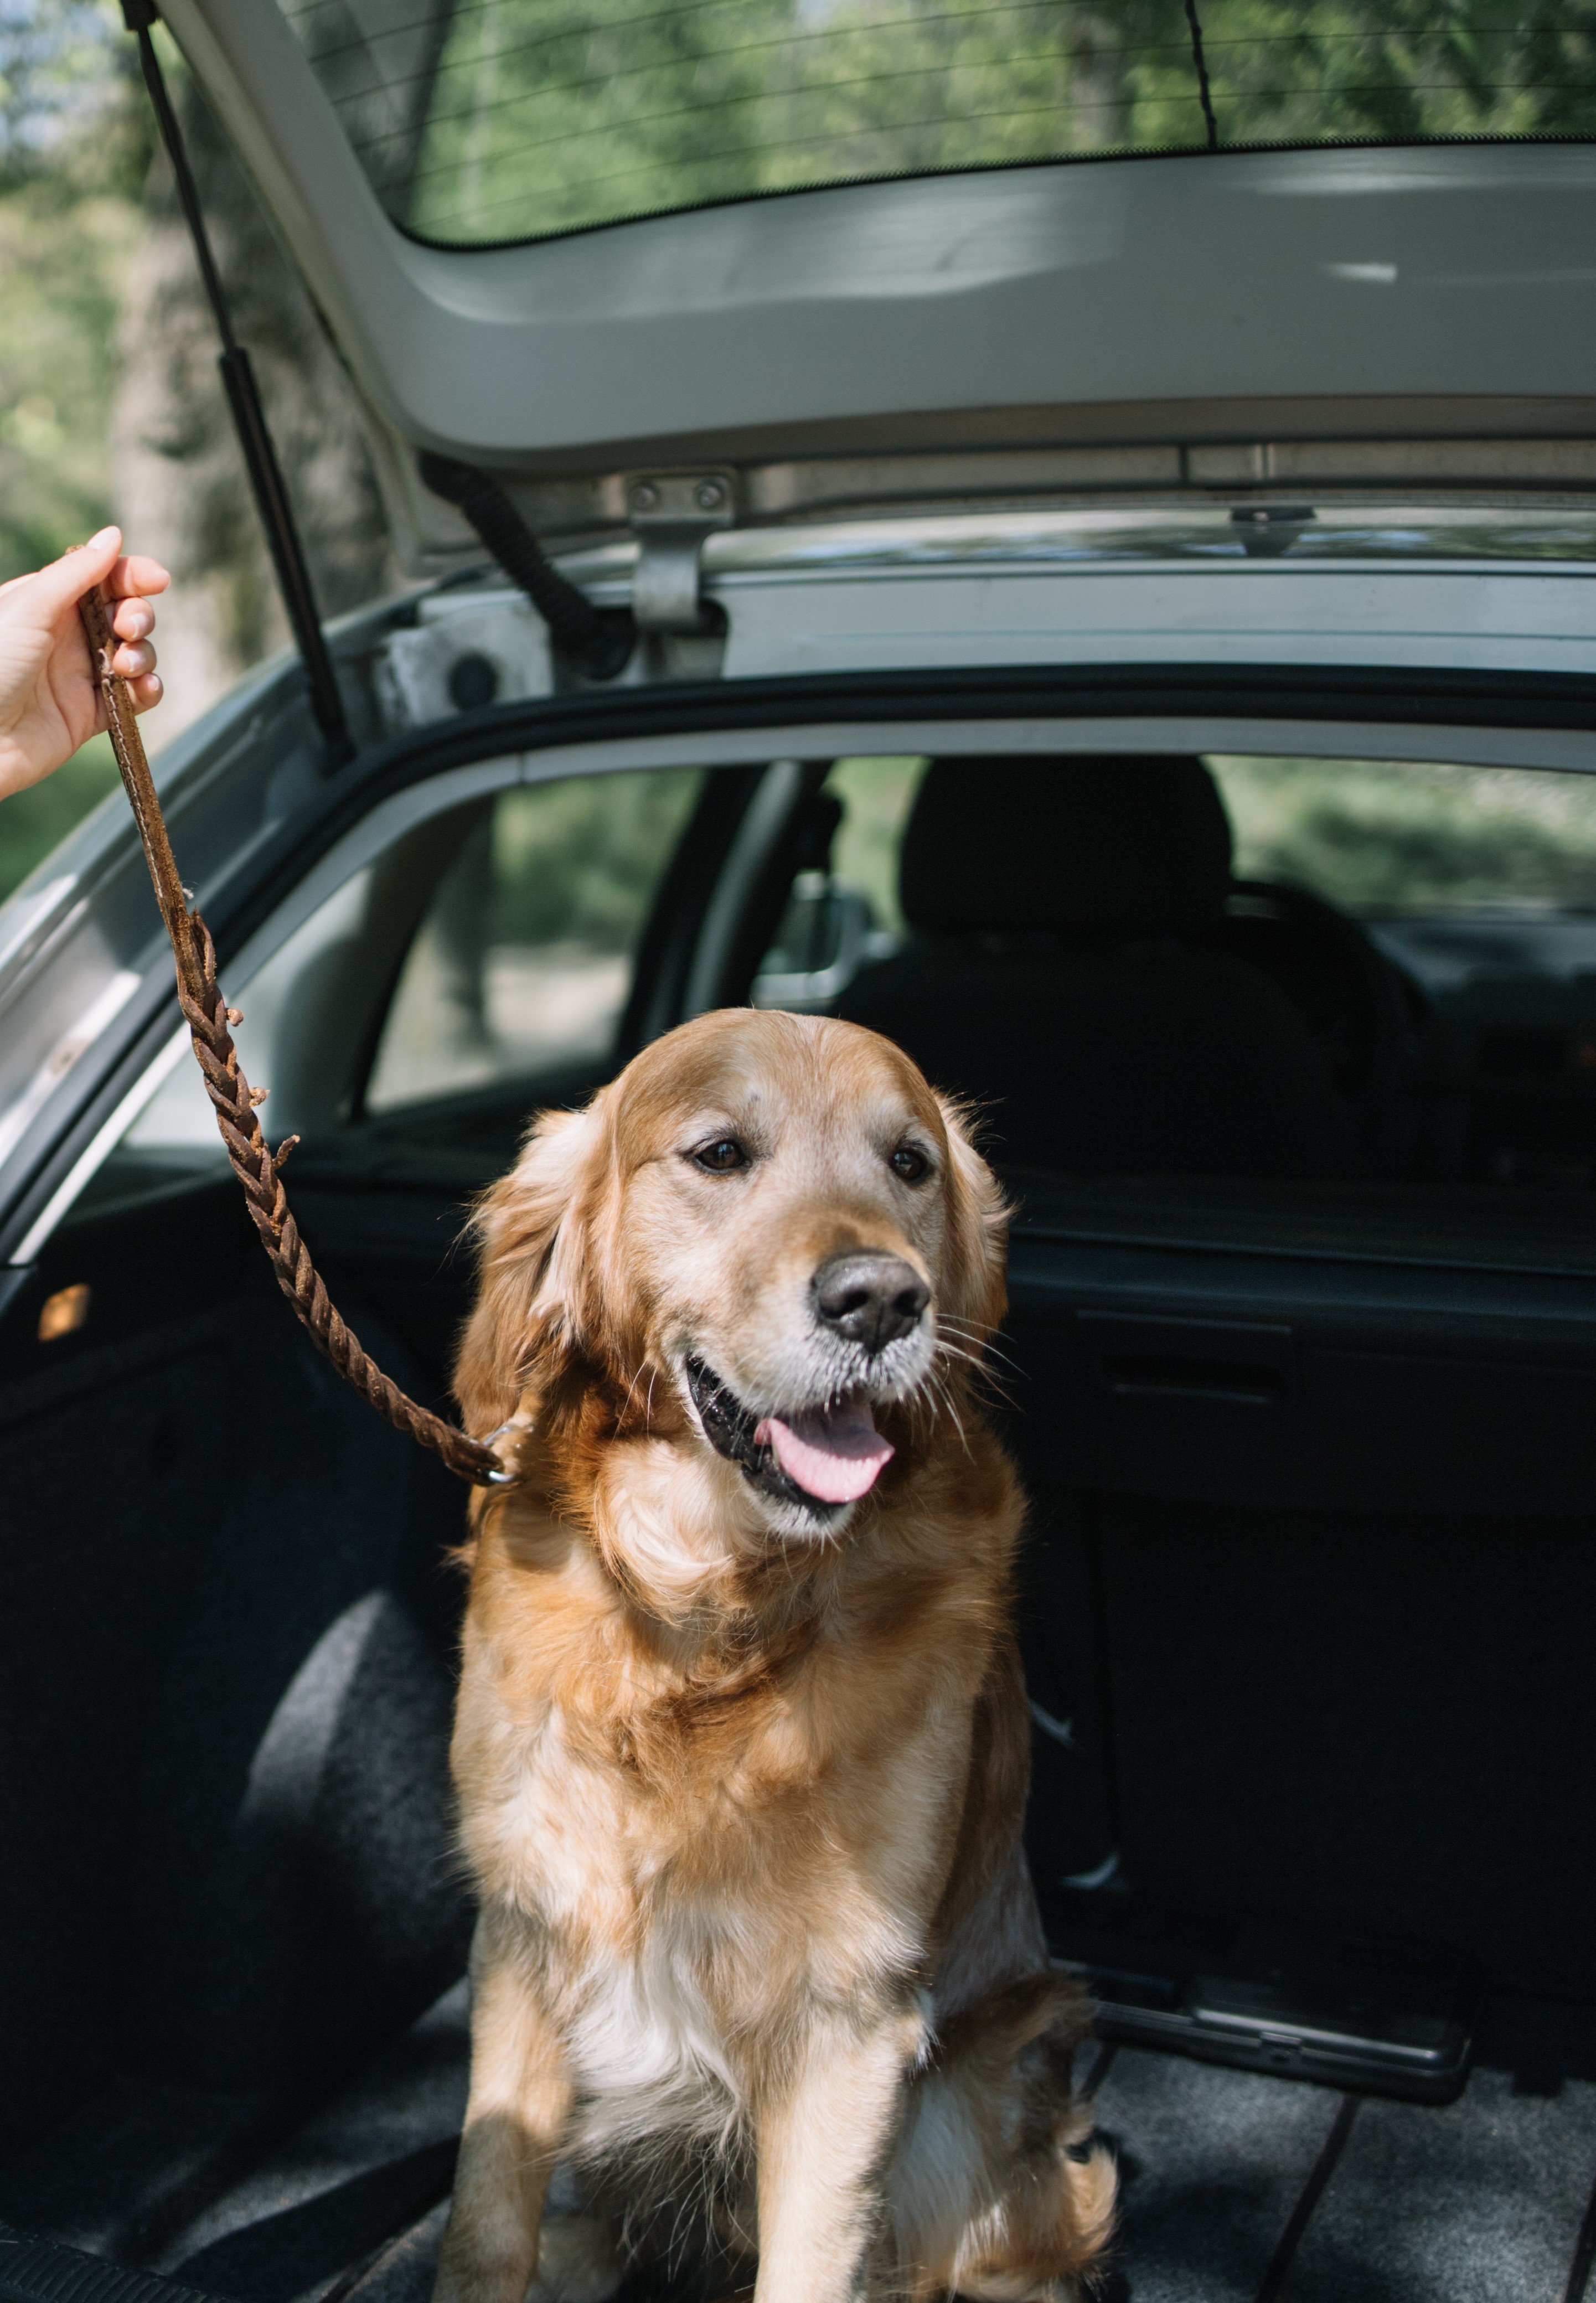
[21, 527, 126, 623]
[11, 533, 171, 635]
[112, 637, 157, 683]
[106, 557, 168, 712]
[107, 551, 171, 603]
[110, 597, 154, 643]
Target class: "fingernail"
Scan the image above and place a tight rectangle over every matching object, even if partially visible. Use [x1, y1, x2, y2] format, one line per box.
[86, 526, 118, 549]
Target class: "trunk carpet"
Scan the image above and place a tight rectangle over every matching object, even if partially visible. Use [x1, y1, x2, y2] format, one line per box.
[157, 1982, 469, 2302]
[1279, 2064, 1596, 2303]
[1087, 2046, 1345, 2301]
[32, 2021, 1579, 2303]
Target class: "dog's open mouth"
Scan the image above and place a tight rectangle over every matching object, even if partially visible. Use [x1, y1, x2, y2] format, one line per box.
[685, 1355, 894, 1512]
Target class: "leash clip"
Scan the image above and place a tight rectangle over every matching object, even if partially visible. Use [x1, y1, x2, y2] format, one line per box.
[480, 1417, 531, 1485]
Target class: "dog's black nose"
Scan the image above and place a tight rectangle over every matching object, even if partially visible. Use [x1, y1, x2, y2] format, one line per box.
[813, 1252, 929, 1352]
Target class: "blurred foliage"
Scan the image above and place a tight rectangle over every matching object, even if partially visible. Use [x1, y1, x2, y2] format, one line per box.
[0, 732, 117, 903]
[0, 0, 389, 912]
[0, 0, 149, 178]
[1140, 0, 1596, 146]
[0, 0, 148, 581]
[0, 175, 138, 580]
[288, 0, 1596, 244]
[0, 0, 150, 904]
[1212, 755, 1596, 911]
[490, 768, 704, 946]
[828, 756, 924, 932]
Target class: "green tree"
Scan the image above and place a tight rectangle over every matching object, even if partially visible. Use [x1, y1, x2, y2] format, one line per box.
[1186, 0, 1596, 144]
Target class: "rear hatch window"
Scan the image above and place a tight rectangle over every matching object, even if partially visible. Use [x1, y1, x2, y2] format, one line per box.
[276, 0, 1596, 247]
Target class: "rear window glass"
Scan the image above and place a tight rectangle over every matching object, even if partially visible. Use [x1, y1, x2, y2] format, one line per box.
[1210, 755, 1596, 916]
[367, 768, 702, 1111]
[276, 0, 1596, 248]
[752, 750, 1596, 1200]
[807, 753, 1596, 935]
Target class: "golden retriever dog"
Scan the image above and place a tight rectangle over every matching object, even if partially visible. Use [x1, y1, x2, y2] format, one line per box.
[436, 1008, 1114, 2303]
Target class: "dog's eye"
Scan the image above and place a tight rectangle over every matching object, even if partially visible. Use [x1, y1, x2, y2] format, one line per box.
[890, 1145, 931, 1183]
[690, 1137, 750, 1174]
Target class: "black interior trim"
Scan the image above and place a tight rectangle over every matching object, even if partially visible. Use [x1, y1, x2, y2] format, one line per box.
[0, 2225, 228, 2303]
[617, 766, 770, 1056]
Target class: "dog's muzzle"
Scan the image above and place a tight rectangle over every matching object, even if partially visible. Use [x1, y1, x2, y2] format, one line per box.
[685, 1355, 890, 1517]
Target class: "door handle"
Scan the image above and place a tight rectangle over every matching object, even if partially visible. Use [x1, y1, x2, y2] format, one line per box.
[1077, 1312, 1297, 1406]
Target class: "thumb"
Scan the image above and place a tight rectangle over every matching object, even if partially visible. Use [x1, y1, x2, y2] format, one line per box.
[25, 528, 124, 625]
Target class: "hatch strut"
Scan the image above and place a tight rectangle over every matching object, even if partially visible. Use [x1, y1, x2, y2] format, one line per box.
[118, 0, 353, 765]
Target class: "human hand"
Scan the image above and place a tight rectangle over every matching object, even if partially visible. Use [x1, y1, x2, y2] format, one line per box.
[0, 527, 171, 802]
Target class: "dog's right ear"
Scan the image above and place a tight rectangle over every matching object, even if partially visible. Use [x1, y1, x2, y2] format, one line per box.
[454, 1097, 609, 1435]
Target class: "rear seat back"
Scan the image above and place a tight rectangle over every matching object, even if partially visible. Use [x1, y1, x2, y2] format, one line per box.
[836, 753, 1358, 1178]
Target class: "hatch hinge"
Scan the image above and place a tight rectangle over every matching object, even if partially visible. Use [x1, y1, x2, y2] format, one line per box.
[627, 473, 734, 633]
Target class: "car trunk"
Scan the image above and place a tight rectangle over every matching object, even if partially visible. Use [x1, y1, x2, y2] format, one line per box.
[3, 720, 1596, 2303]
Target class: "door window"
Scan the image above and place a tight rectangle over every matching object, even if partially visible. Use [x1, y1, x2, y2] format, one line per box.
[365, 768, 702, 1113]
[85, 764, 703, 1210]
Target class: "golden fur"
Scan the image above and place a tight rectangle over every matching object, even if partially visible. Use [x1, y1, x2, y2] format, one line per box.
[435, 1010, 1114, 2303]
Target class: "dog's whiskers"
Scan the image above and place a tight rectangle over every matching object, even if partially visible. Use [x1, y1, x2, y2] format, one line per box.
[936, 1315, 1024, 1376]
[935, 1351, 1018, 1415]
[911, 1361, 971, 1457]
[932, 1324, 1020, 1413]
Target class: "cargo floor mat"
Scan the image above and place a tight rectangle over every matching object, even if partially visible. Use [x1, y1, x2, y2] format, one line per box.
[8, 2006, 1596, 2303]
[1092, 2045, 1596, 2302]
[1278, 2063, 1596, 2303]
[1089, 2046, 1346, 2301]
[156, 1983, 468, 2303]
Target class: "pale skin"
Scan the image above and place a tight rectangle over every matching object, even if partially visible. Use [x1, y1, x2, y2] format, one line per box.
[0, 526, 169, 802]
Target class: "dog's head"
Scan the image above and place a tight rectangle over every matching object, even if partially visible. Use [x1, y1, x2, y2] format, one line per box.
[457, 1009, 1008, 1540]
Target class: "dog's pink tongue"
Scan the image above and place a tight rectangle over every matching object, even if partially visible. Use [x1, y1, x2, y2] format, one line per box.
[753, 1399, 894, 1505]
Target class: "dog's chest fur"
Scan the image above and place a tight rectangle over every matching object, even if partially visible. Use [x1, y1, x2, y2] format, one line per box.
[452, 1474, 1013, 2147]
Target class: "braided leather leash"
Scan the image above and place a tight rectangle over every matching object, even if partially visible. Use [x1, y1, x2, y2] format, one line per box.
[80, 584, 502, 1486]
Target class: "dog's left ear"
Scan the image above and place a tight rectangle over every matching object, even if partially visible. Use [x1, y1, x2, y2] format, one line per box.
[936, 1096, 1010, 1341]
[454, 1096, 611, 1434]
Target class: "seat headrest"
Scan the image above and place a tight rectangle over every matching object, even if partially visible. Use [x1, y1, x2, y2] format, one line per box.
[898, 755, 1233, 935]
